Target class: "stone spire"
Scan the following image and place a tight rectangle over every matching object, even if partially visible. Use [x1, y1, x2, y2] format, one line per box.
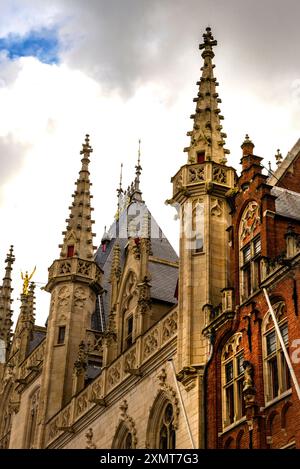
[59, 134, 96, 260]
[0, 246, 15, 353]
[14, 282, 36, 363]
[185, 27, 229, 164]
[129, 139, 143, 203]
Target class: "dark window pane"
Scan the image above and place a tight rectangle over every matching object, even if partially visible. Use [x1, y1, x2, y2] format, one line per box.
[244, 265, 251, 297]
[253, 237, 261, 256]
[225, 361, 233, 383]
[266, 331, 276, 355]
[280, 324, 289, 347]
[197, 152, 205, 163]
[269, 356, 279, 398]
[243, 245, 251, 263]
[281, 351, 291, 391]
[237, 354, 244, 375]
[67, 245, 74, 257]
[237, 378, 246, 417]
[57, 326, 65, 344]
[226, 385, 234, 424]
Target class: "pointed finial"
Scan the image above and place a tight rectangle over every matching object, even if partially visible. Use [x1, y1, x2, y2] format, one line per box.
[117, 163, 123, 197]
[6, 245, 15, 264]
[137, 139, 141, 167]
[268, 161, 272, 172]
[130, 139, 143, 203]
[80, 134, 93, 158]
[241, 134, 255, 157]
[199, 26, 217, 57]
[275, 149, 283, 166]
[136, 139, 142, 175]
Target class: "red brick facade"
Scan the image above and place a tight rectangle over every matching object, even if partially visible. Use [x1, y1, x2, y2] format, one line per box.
[205, 141, 300, 449]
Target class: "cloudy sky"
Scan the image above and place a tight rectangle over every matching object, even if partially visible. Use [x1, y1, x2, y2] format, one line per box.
[0, 0, 299, 327]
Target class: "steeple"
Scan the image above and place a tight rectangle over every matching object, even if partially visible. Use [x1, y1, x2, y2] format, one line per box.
[185, 27, 229, 164]
[59, 134, 96, 260]
[0, 246, 15, 355]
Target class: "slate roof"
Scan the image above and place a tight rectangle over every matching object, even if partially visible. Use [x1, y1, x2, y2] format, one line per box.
[28, 327, 46, 354]
[272, 186, 300, 221]
[93, 202, 178, 330]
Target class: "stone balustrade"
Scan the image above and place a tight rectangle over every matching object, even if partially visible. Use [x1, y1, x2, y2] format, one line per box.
[172, 162, 235, 196]
[46, 307, 178, 445]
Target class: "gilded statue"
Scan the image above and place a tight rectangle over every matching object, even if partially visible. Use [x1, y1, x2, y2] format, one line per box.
[21, 266, 36, 295]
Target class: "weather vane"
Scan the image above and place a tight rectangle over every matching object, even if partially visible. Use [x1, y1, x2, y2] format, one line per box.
[21, 266, 36, 295]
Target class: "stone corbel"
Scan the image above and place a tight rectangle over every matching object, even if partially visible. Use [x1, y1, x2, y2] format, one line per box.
[176, 366, 199, 391]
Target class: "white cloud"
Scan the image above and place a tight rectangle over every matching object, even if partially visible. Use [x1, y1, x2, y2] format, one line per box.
[0, 0, 299, 330]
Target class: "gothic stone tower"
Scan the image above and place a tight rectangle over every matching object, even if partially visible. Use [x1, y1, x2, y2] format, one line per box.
[170, 28, 236, 392]
[36, 136, 102, 447]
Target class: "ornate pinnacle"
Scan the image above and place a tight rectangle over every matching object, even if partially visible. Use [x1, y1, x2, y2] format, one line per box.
[6, 245, 15, 265]
[80, 134, 93, 158]
[199, 27, 217, 57]
[59, 134, 95, 260]
[0, 245, 15, 349]
[80, 134, 93, 172]
[186, 27, 229, 164]
[134, 139, 142, 199]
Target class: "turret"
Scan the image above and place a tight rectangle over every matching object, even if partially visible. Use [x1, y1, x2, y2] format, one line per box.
[36, 135, 102, 447]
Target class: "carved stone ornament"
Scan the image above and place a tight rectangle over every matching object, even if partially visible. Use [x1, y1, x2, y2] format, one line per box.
[73, 341, 88, 376]
[176, 366, 199, 391]
[240, 201, 260, 242]
[85, 428, 97, 449]
[74, 286, 87, 310]
[189, 165, 204, 183]
[212, 166, 227, 184]
[138, 276, 152, 314]
[242, 360, 256, 407]
[118, 400, 138, 448]
[156, 369, 180, 429]
[57, 286, 70, 308]
[211, 198, 223, 217]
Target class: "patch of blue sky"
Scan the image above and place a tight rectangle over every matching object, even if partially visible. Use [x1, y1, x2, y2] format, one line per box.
[0, 28, 60, 64]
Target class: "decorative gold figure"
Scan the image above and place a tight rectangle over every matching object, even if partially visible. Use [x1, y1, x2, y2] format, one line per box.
[21, 266, 36, 295]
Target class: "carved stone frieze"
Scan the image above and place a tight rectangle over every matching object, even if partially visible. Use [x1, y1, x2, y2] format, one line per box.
[143, 328, 159, 359]
[162, 310, 178, 342]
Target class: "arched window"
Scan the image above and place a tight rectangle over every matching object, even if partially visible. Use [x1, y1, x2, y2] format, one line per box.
[222, 333, 245, 428]
[112, 421, 136, 449]
[146, 391, 179, 449]
[158, 403, 176, 449]
[262, 301, 291, 403]
[119, 271, 137, 351]
[239, 201, 261, 301]
[26, 387, 40, 448]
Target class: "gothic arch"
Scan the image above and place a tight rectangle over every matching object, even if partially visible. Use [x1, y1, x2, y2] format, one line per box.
[111, 420, 136, 449]
[146, 389, 179, 449]
[236, 429, 245, 448]
[281, 401, 292, 429]
[24, 385, 40, 448]
[224, 436, 234, 449]
[111, 399, 137, 449]
[267, 410, 279, 436]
